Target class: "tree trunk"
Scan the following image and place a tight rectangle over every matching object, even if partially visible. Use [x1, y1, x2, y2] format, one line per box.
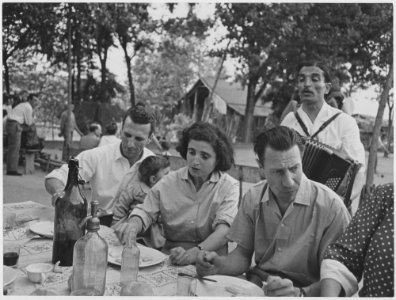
[202, 41, 230, 122]
[63, 8, 73, 162]
[192, 90, 199, 122]
[365, 63, 393, 189]
[75, 29, 82, 105]
[121, 42, 135, 107]
[385, 101, 393, 157]
[241, 78, 258, 143]
[3, 58, 10, 94]
[100, 51, 107, 102]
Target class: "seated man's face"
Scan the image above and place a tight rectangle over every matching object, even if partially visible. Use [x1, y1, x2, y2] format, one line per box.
[262, 145, 302, 202]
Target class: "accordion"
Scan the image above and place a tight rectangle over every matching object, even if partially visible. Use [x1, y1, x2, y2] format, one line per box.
[302, 139, 361, 208]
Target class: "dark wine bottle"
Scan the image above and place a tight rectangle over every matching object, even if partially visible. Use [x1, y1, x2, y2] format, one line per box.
[52, 157, 88, 266]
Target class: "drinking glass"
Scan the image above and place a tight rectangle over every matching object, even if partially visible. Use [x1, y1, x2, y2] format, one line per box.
[3, 242, 21, 267]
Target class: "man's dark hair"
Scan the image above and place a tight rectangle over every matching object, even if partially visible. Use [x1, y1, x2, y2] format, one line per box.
[89, 123, 101, 133]
[254, 126, 305, 165]
[297, 60, 332, 83]
[138, 155, 170, 187]
[105, 122, 118, 135]
[122, 102, 155, 135]
[176, 122, 235, 172]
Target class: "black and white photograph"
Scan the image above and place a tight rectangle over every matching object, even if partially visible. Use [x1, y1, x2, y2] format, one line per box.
[2, 2, 393, 297]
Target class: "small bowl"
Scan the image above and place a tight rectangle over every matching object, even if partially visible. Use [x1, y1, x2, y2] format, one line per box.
[26, 263, 53, 283]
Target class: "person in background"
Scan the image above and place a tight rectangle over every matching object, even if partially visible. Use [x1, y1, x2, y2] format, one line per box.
[112, 155, 170, 248]
[114, 122, 239, 266]
[3, 93, 13, 145]
[196, 126, 350, 297]
[281, 60, 366, 216]
[160, 138, 172, 156]
[6, 91, 39, 176]
[79, 122, 102, 151]
[325, 87, 344, 110]
[59, 104, 83, 144]
[321, 183, 393, 297]
[98, 122, 120, 147]
[45, 105, 155, 215]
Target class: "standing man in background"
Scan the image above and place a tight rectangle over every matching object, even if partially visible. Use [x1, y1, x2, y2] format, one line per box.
[6, 91, 39, 176]
[281, 61, 366, 215]
[59, 104, 83, 145]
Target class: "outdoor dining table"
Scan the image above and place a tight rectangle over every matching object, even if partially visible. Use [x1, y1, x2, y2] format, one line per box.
[3, 201, 197, 296]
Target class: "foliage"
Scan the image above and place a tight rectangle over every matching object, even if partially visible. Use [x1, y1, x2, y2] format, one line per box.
[7, 49, 68, 126]
[2, 3, 61, 93]
[167, 113, 194, 142]
[214, 3, 393, 141]
[110, 3, 156, 107]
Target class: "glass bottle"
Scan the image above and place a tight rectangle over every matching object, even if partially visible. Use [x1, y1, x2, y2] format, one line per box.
[52, 157, 88, 266]
[120, 228, 140, 289]
[71, 200, 108, 296]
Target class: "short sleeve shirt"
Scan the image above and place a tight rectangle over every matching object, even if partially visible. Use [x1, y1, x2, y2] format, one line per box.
[131, 166, 239, 249]
[228, 175, 350, 287]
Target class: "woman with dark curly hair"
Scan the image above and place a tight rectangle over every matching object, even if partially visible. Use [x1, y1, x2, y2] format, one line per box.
[114, 122, 239, 265]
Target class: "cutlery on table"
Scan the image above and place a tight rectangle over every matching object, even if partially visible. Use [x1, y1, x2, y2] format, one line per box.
[178, 272, 217, 283]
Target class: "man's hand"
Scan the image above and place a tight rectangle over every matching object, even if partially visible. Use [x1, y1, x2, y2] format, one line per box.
[51, 191, 65, 206]
[196, 251, 223, 277]
[264, 275, 299, 297]
[112, 218, 142, 245]
[169, 247, 199, 266]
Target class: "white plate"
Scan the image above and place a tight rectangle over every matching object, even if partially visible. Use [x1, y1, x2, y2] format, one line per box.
[3, 266, 17, 288]
[108, 244, 167, 268]
[29, 221, 118, 242]
[29, 221, 54, 238]
[195, 275, 264, 297]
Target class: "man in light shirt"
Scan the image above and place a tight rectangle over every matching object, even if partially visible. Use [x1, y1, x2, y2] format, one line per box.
[44, 104, 155, 215]
[6, 91, 38, 176]
[281, 61, 366, 216]
[196, 126, 350, 297]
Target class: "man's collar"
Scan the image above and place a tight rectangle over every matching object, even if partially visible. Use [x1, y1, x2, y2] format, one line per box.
[263, 174, 311, 206]
[114, 141, 125, 161]
[292, 174, 311, 206]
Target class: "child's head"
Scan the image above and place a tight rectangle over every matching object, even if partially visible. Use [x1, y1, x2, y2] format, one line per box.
[138, 155, 171, 187]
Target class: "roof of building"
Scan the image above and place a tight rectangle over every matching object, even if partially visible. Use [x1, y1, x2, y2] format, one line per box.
[186, 76, 273, 117]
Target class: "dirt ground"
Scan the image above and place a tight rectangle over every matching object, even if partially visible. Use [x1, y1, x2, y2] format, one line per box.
[3, 141, 393, 206]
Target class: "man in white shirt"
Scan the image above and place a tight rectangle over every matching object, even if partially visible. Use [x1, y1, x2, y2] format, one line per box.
[45, 104, 155, 215]
[6, 91, 38, 176]
[281, 61, 365, 216]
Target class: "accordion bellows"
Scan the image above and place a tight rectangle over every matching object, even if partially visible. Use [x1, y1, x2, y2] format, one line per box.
[302, 139, 361, 208]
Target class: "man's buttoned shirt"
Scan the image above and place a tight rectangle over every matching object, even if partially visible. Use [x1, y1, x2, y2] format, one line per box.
[228, 175, 350, 287]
